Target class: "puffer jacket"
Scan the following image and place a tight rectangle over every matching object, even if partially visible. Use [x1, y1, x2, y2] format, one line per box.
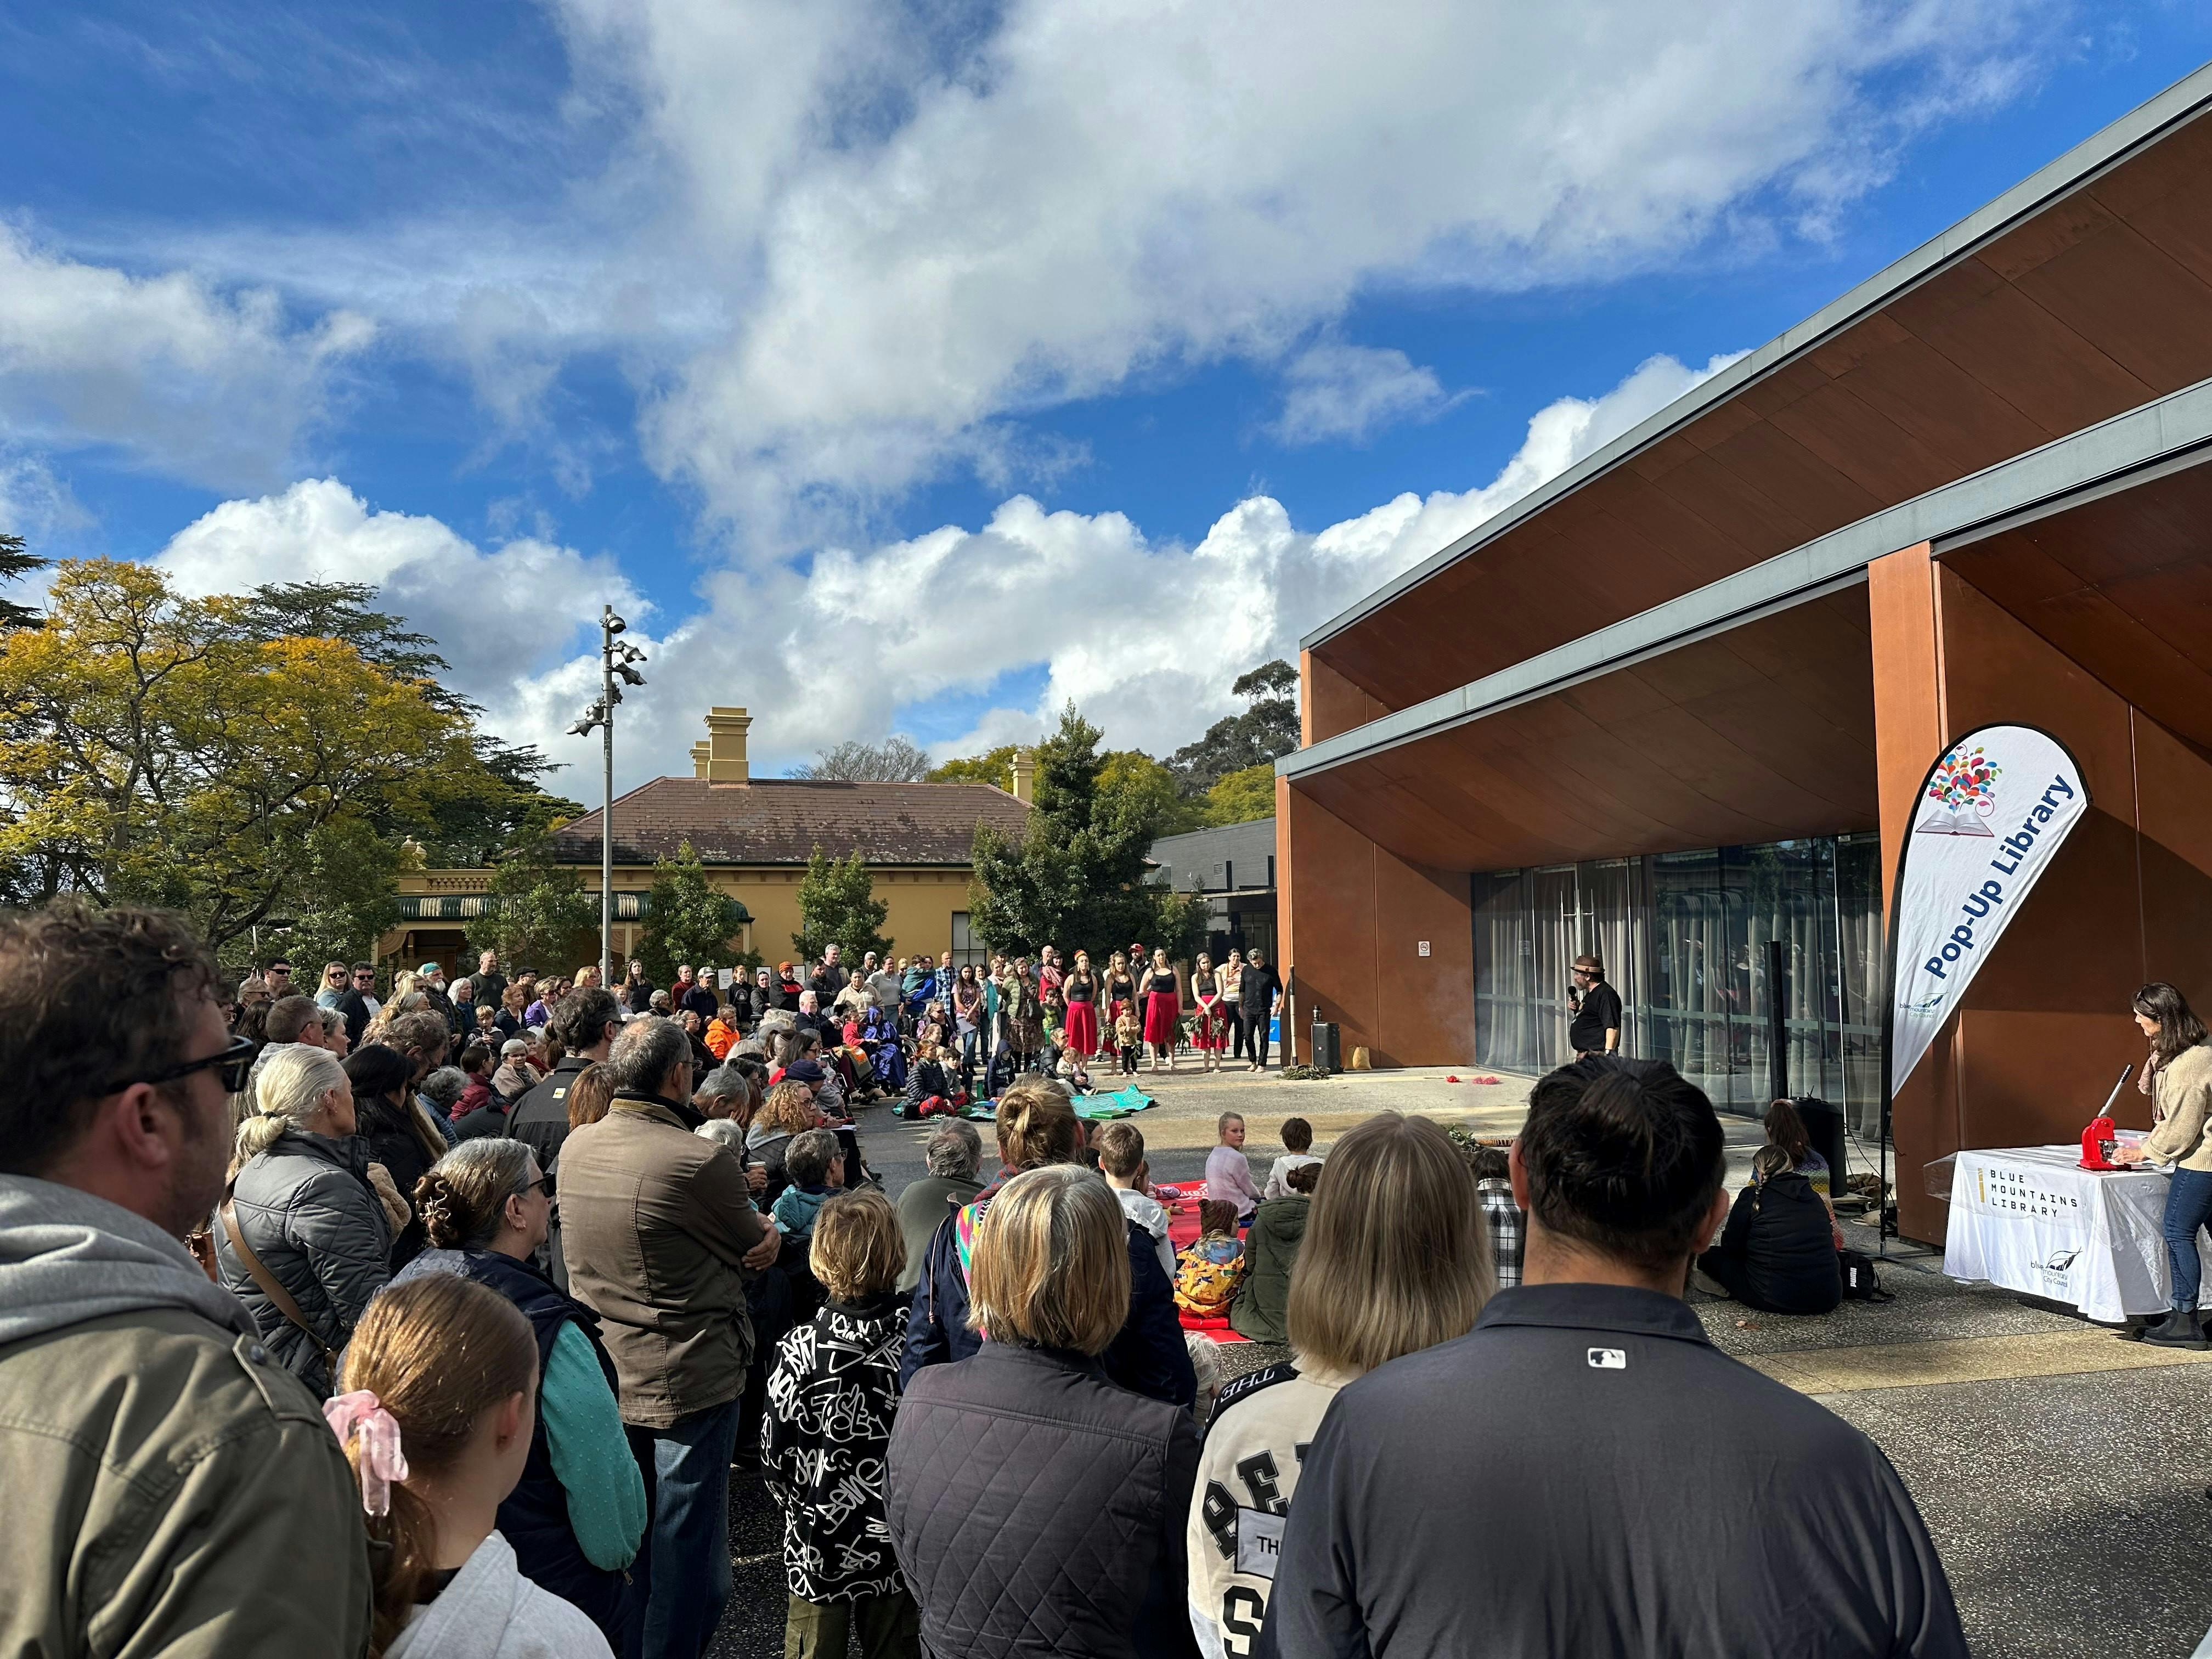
[887, 1342, 1199, 1658]
[1229, 1194, 1309, 1344]
[0, 1175, 375, 1658]
[213, 1127, 391, 1397]
[900, 1172, 1195, 1409]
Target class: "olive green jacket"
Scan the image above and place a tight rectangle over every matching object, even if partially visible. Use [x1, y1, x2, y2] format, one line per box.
[0, 1177, 374, 1658]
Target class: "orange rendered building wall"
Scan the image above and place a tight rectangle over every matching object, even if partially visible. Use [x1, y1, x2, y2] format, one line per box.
[1870, 546, 2212, 1242]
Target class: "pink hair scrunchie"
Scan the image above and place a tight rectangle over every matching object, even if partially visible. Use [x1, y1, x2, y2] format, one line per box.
[324, 1390, 409, 1517]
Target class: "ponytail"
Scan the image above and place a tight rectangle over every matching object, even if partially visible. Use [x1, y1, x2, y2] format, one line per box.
[335, 1276, 537, 1657]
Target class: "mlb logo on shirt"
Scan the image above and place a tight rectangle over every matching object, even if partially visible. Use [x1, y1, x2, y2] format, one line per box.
[1587, 1347, 1627, 1370]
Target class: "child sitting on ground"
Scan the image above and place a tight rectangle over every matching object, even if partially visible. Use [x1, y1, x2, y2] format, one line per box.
[899, 1040, 955, 1118]
[1205, 1112, 1263, 1226]
[1174, 1199, 1246, 1316]
[1114, 1003, 1142, 1076]
[1471, 1144, 1525, 1289]
[760, 1189, 920, 1657]
[1263, 1115, 1323, 1198]
[1096, 1120, 1174, 1277]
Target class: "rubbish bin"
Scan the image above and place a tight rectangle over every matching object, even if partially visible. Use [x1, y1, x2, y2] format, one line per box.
[1309, 1020, 1341, 1074]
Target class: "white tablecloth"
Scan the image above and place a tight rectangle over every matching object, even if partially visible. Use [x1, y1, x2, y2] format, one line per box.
[1943, 1142, 2212, 1322]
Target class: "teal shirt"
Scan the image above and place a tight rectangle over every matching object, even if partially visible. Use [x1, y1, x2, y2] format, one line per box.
[541, 1322, 647, 1570]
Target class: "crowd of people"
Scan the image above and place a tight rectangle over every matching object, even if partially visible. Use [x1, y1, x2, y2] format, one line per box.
[1, 898, 2032, 1659]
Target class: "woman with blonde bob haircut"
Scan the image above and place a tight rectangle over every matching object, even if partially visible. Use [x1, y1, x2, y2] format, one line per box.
[901, 1083, 1193, 1407]
[1187, 1111, 1492, 1655]
[887, 1165, 1197, 1658]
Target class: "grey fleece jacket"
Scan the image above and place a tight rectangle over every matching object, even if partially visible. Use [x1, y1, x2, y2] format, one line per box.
[0, 1176, 375, 1658]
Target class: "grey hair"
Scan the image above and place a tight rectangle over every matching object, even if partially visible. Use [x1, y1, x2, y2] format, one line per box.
[695, 1119, 746, 1151]
[419, 1066, 469, 1108]
[605, 1015, 692, 1094]
[235, 1043, 347, 1167]
[417, 1137, 536, 1250]
[924, 1118, 983, 1180]
[786, 1127, 840, 1188]
[697, 1063, 752, 1105]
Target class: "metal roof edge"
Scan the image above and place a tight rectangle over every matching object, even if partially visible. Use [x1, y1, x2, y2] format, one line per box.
[1297, 58, 2212, 655]
[1282, 375, 2212, 781]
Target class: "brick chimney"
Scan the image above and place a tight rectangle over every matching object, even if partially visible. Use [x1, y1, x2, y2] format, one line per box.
[1011, 747, 1036, 804]
[702, 707, 752, 783]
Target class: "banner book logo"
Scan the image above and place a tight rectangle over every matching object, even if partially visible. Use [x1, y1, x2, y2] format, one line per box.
[1917, 744, 2000, 837]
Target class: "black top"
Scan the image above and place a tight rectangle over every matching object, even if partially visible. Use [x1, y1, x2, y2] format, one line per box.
[507, 1057, 592, 1170]
[1568, 980, 1623, 1054]
[1148, 970, 1177, 995]
[680, 983, 721, 1022]
[1712, 1172, 1843, 1315]
[1064, 970, 1096, 1003]
[1237, 964, 1280, 1014]
[1259, 1284, 1965, 1659]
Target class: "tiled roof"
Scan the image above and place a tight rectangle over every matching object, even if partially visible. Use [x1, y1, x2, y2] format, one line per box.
[550, 777, 1030, 867]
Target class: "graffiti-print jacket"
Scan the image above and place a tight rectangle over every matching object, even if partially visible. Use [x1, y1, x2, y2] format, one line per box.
[760, 1293, 909, 1602]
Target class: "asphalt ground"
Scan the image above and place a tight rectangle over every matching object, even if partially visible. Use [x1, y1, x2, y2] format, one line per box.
[709, 1069, 2212, 1658]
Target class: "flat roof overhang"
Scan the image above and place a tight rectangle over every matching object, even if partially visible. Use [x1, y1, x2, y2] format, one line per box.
[1284, 376, 2212, 868]
[1301, 61, 2212, 726]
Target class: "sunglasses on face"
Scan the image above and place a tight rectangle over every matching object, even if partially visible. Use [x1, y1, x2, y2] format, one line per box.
[136, 1033, 258, 1096]
[527, 1172, 556, 1198]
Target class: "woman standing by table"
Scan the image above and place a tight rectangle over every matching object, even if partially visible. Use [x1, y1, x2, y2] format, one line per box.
[2115, 981, 2212, 1348]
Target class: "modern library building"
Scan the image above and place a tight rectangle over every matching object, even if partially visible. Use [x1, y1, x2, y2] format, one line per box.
[1276, 64, 2212, 1242]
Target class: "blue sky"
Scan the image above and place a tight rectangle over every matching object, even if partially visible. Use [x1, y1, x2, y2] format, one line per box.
[1, 2, 2207, 790]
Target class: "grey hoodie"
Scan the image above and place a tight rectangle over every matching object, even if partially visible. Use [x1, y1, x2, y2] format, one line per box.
[0, 1175, 256, 1346]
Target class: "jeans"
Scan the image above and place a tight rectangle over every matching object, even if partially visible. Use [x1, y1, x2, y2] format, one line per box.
[2164, 1166, 2212, 1311]
[641, 1397, 743, 1659]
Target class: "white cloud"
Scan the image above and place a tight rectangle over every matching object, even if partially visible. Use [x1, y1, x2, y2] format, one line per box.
[541, 0, 2052, 537]
[154, 478, 644, 736]
[1272, 343, 1461, 447]
[153, 351, 1731, 789]
[0, 228, 373, 490]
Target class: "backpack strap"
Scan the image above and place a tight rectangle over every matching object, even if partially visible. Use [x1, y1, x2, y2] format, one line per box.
[219, 1189, 338, 1386]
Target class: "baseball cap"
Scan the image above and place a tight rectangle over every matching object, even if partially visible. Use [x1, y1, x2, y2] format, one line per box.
[501, 1039, 530, 1056]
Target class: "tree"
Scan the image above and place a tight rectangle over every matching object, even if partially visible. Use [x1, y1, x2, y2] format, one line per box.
[927, 744, 1019, 791]
[1166, 657, 1300, 797]
[639, 841, 755, 980]
[1202, 761, 1277, 826]
[1098, 749, 1201, 837]
[790, 736, 933, 782]
[268, 817, 405, 973]
[968, 703, 1193, 957]
[0, 532, 46, 629]
[234, 580, 580, 864]
[0, 561, 500, 950]
[465, 828, 596, 974]
[793, 847, 893, 964]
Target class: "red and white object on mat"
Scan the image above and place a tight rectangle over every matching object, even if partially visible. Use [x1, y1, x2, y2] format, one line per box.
[2079, 1064, 2133, 1171]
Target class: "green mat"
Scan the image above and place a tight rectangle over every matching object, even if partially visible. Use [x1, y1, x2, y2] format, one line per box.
[960, 1085, 1156, 1122]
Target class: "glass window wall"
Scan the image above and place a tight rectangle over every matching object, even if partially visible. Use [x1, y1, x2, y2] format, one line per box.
[1472, 832, 1884, 1130]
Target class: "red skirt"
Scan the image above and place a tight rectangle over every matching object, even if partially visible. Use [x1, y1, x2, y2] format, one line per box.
[1063, 1001, 1099, 1056]
[1143, 990, 1181, 1047]
[1191, 997, 1226, 1051]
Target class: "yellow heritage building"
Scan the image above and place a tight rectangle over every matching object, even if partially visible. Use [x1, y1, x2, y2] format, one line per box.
[385, 707, 1033, 971]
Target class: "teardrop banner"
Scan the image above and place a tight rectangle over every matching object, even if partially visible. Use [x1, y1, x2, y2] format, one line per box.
[1883, 724, 2091, 1100]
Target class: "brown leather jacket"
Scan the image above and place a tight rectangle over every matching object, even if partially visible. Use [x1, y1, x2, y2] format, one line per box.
[555, 1091, 774, 1427]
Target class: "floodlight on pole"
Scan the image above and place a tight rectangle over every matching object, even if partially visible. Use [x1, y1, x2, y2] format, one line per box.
[570, 605, 644, 988]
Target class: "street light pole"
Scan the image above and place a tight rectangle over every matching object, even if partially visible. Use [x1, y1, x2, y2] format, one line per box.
[568, 606, 646, 993]
[600, 606, 616, 988]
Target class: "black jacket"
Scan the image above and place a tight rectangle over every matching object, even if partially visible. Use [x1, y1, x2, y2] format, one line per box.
[887, 1342, 1199, 1659]
[1709, 1172, 1842, 1315]
[508, 1057, 593, 1172]
[453, 1098, 516, 1142]
[353, 1093, 438, 1269]
[900, 1175, 1196, 1409]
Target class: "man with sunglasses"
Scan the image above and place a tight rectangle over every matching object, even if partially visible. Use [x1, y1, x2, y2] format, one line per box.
[334, 961, 381, 1049]
[0, 902, 373, 1657]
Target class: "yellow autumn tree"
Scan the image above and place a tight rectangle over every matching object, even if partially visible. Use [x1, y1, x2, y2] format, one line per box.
[0, 560, 498, 951]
